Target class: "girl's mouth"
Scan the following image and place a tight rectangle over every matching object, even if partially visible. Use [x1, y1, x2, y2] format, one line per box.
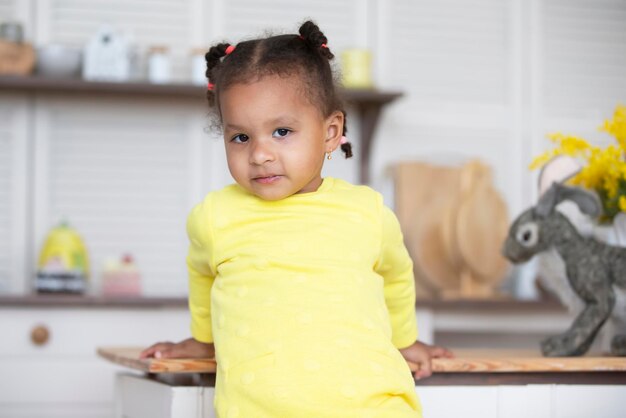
[253, 175, 282, 184]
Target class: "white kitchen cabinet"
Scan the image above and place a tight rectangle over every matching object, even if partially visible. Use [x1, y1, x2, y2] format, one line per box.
[113, 373, 625, 418]
[115, 374, 215, 418]
[1, 297, 620, 418]
[0, 303, 189, 418]
[419, 385, 624, 418]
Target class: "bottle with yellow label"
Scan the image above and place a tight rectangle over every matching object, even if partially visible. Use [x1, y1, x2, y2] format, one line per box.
[36, 221, 90, 294]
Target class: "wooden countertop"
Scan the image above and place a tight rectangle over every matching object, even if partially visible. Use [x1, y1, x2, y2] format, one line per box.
[1, 294, 565, 311]
[98, 346, 626, 375]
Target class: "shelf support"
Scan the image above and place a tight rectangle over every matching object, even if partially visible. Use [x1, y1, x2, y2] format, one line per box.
[345, 90, 403, 184]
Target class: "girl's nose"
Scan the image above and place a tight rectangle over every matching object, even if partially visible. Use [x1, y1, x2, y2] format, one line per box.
[249, 139, 275, 165]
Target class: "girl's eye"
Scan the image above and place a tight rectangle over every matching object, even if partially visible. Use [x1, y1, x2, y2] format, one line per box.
[231, 134, 249, 143]
[273, 128, 291, 138]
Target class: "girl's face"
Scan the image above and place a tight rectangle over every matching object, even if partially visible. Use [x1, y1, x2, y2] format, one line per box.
[220, 75, 344, 201]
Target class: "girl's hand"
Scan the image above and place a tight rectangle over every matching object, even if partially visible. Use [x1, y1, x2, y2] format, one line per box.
[399, 340, 454, 380]
[139, 337, 215, 359]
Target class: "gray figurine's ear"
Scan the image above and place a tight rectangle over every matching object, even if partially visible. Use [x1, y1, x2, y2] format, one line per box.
[536, 182, 602, 218]
[535, 182, 559, 217]
[557, 184, 603, 218]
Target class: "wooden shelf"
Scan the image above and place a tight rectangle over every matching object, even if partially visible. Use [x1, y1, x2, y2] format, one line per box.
[0, 75, 403, 183]
[415, 297, 566, 312]
[0, 293, 563, 311]
[0, 294, 188, 308]
[98, 346, 626, 386]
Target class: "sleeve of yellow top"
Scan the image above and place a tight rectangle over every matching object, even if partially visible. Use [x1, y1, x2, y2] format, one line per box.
[376, 204, 418, 349]
[186, 197, 217, 344]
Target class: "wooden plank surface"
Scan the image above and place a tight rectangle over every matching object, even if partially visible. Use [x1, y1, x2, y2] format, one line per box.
[97, 347, 217, 373]
[97, 347, 626, 374]
[433, 350, 626, 372]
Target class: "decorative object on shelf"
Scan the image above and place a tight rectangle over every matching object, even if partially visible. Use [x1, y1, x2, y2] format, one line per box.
[0, 21, 24, 43]
[533, 155, 588, 314]
[0, 21, 34, 75]
[0, 40, 35, 75]
[101, 254, 142, 296]
[611, 212, 626, 247]
[190, 47, 207, 85]
[83, 25, 132, 81]
[503, 182, 626, 356]
[36, 44, 82, 78]
[537, 155, 582, 197]
[528, 105, 626, 353]
[36, 221, 90, 294]
[147, 45, 171, 84]
[530, 104, 626, 224]
[340, 48, 373, 89]
[395, 160, 510, 299]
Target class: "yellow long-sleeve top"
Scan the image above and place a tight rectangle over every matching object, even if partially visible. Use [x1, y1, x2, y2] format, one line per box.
[187, 177, 421, 418]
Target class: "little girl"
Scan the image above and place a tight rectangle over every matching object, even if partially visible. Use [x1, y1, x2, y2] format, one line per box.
[141, 20, 452, 418]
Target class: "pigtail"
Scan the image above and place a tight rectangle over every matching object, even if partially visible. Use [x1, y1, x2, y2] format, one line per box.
[205, 43, 234, 106]
[341, 142, 353, 158]
[298, 21, 334, 60]
[298, 21, 350, 158]
[340, 111, 353, 158]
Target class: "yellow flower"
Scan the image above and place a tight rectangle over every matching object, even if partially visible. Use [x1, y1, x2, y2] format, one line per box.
[528, 133, 592, 170]
[575, 146, 623, 198]
[532, 104, 626, 222]
[600, 104, 626, 150]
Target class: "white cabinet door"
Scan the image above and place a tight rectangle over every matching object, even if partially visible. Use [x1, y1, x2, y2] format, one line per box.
[419, 385, 625, 418]
[115, 374, 216, 418]
[0, 308, 190, 418]
[553, 386, 624, 418]
[419, 386, 499, 418]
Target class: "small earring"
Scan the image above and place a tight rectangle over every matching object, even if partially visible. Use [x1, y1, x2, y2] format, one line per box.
[326, 151, 333, 160]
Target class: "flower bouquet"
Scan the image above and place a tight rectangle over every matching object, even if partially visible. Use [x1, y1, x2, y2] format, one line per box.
[530, 104, 626, 223]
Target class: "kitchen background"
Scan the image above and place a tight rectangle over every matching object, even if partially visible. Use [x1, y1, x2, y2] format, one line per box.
[1, 0, 623, 298]
[1, 0, 625, 416]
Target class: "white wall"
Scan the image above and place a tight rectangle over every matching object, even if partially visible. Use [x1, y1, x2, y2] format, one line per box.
[1, 0, 625, 296]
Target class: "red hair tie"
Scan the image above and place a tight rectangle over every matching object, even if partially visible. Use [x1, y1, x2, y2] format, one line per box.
[225, 45, 235, 55]
[297, 36, 328, 49]
[207, 82, 215, 91]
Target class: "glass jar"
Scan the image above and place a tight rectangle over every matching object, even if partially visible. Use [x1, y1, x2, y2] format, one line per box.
[190, 47, 207, 85]
[147, 45, 170, 84]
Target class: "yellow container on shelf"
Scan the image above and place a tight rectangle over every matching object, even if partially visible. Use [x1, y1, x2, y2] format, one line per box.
[341, 48, 373, 89]
[36, 221, 90, 294]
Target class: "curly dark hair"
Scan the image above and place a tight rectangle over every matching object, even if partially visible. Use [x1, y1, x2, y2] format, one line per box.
[204, 20, 352, 159]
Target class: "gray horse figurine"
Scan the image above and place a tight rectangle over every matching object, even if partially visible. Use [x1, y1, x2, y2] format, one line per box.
[503, 183, 626, 356]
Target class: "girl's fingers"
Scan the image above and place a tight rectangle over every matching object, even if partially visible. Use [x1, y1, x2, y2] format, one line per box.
[158, 346, 184, 359]
[430, 346, 454, 358]
[414, 367, 432, 380]
[155, 343, 193, 359]
[413, 357, 433, 380]
[139, 342, 172, 359]
[139, 346, 158, 359]
[140, 339, 216, 360]
[441, 348, 454, 358]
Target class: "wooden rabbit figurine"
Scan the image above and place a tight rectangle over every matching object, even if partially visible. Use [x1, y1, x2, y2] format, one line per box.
[503, 183, 626, 356]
